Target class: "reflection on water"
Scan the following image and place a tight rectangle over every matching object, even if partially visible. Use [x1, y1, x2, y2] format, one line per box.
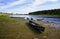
[10, 15, 60, 27]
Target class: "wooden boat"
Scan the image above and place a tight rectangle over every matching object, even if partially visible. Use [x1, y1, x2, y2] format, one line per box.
[27, 20, 45, 33]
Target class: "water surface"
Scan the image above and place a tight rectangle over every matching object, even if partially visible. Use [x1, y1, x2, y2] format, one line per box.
[10, 15, 60, 27]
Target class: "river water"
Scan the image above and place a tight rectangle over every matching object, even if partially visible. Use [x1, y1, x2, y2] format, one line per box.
[10, 15, 60, 27]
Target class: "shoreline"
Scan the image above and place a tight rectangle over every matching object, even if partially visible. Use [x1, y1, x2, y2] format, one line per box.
[0, 15, 60, 39]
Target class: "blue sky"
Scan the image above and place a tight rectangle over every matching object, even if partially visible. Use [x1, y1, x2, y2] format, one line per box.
[0, 0, 60, 14]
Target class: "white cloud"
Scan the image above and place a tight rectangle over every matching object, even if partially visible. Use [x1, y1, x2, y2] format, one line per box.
[30, 0, 46, 6]
[0, 0, 59, 14]
[1, 0, 58, 9]
[49, 0, 58, 2]
[0, 0, 26, 9]
[23, 0, 58, 7]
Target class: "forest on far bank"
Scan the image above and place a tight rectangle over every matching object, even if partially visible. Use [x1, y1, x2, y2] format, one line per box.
[29, 9, 60, 15]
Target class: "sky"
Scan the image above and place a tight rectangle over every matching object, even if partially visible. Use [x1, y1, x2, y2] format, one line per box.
[0, 0, 60, 14]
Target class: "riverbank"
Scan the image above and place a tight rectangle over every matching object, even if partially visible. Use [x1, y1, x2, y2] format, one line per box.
[0, 15, 60, 39]
[28, 14, 60, 17]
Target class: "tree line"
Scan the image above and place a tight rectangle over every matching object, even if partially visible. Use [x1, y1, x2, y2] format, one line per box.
[29, 9, 60, 15]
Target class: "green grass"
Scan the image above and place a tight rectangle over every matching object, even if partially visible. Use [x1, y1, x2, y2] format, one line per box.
[0, 14, 60, 39]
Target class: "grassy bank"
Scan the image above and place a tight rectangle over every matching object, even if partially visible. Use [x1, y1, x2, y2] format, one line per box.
[0, 14, 60, 39]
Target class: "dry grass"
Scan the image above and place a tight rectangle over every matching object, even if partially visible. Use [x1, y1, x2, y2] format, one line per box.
[0, 15, 60, 39]
[34, 20, 60, 39]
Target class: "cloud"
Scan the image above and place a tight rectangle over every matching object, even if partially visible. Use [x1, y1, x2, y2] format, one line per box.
[0, 0, 26, 9]
[1, 0, 58, 9]
[30, 0, 46, 6]
[49, 0, 58, 2]
[0, 0, 59, 14]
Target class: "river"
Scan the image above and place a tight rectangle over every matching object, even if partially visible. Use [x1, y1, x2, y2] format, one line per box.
[9, 15, 60, 27]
